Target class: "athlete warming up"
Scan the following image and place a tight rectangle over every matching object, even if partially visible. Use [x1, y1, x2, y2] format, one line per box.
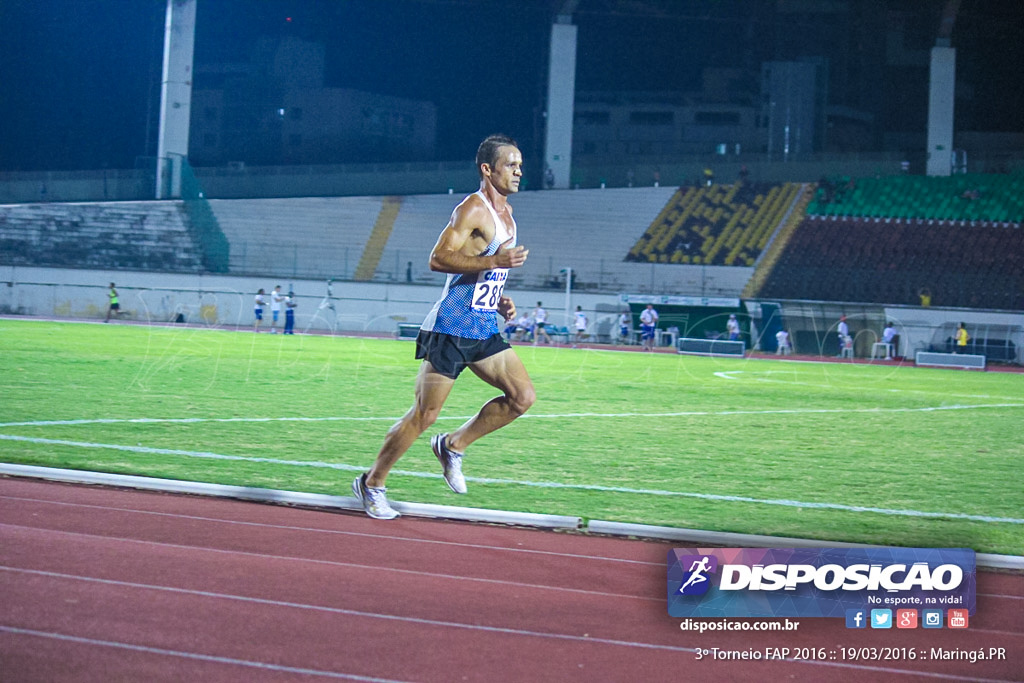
[353, 134, 535, 519]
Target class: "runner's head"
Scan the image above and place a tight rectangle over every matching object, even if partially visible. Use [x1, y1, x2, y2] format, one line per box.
[477, 134, 522, 194]
[476, 134, 518, 175]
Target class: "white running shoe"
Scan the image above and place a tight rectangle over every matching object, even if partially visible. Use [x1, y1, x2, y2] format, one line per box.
[352, 473, 400, 519]
[431, 433, 467, 494]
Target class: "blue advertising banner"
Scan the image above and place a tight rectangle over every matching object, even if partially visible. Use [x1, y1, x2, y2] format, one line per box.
[667, 548, 976, 619]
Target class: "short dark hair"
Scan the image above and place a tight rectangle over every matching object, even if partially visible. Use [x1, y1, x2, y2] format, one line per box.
[476, 134, 518, 177]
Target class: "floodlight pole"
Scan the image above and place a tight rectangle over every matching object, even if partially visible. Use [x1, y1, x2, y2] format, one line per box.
[564, 267, 572, 326]
[156, 0, 197, 199]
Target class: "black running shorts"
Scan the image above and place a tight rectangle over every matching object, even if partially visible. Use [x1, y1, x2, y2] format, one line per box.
[415, 330, 511, 379]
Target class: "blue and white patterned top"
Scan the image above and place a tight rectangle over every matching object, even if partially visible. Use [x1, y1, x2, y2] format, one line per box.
[420, 191, 516, 339]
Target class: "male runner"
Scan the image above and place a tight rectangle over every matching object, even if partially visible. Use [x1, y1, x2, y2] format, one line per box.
[354, 134, 534, 519]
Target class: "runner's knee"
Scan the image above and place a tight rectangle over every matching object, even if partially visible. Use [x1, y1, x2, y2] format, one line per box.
[416, 405, 445, 430]
[508, 384, 536, 415]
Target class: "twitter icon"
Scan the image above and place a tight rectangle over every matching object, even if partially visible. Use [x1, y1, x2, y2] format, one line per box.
[870, 609, 893, 629]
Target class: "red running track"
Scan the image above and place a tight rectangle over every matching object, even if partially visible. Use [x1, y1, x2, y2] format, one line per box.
[1, 476, 1021, 682]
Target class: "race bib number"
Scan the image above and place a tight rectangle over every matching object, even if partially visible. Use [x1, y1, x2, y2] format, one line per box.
[472, 269, 508, 311]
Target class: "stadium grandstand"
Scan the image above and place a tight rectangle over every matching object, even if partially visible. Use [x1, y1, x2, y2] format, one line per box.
[752, 173, 1024, 310]
[625, 182, 807, 266]
[4, 172, 1019, 308]
[0, 201, 203, 273]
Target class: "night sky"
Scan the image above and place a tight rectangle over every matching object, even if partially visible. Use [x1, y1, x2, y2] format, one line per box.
[1, 0, 1021, 172]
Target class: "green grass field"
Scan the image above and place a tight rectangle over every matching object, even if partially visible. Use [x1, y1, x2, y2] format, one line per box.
[1, 319, 1022, 555]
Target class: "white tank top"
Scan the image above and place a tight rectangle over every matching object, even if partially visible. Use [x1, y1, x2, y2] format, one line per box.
[420, 191, 517, 339]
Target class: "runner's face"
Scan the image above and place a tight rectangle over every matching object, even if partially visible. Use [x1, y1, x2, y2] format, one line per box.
[487, 146, 523, 195]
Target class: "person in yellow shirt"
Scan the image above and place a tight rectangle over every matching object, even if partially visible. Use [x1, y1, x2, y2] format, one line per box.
[954, 322, 969, 353]
[105, 283, 121, 323]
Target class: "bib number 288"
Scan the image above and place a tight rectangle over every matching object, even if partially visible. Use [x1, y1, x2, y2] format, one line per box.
[472, 269, 508, 311]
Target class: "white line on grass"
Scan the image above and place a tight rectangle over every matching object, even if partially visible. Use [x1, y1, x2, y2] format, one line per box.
[2, 432, 1021, 525]
[1, 401, 1022, 429]
[713, 370, 1019, 402]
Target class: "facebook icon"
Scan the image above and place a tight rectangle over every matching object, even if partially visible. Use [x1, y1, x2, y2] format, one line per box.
[845, 609, 867, 629]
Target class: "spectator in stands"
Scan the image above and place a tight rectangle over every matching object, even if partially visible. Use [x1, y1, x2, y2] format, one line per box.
[955, 322, 969, 353]
[775, 329, 792, 355]
[253, 289, 268, 332]
[270, 286, 285, 333]
[406, 261, 413, 283]
[544, 167, 555, 190]
[572, 305, 588, 347]
[818, 176, 834, 203]
[105, 283, 121, 323]
[640, 304, 659, 351]
[703, 167, 714, 187]
[284, 291, 297, 335]
[836, 314, 850, 358]
[918, 287, 932, 307]
[653, 169, 661, 187]
[532, 302, 552, 345]
[618, 310, 632, 344]
[726, 314, 740, 341]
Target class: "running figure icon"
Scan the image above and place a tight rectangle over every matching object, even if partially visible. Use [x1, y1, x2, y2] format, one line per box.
[678, 556, 713, 593]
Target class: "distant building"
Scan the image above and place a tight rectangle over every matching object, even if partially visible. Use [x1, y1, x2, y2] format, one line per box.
[761, 60, 829, 159]
[190, 37, 436, 166]
[572, 60, 840, 162]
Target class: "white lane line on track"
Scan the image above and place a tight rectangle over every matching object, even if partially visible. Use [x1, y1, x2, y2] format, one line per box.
[0, 524, 660, 602]
[4, 494, 1022, 599]
[2, 433, 1021, 524]
[0, 494, 663, 566]
[0, 565, 683, 651]
[2, 400, 1022, 429]
[0, 626, 412, 682]
[0, 568, 1009, 682]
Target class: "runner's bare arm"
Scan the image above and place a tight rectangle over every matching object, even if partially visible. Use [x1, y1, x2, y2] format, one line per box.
[429, 201, 528, 274]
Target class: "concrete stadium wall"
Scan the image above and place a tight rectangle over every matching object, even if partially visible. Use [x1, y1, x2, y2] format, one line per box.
[0, 266, 625, 336]
[3, 267, 1017, 363]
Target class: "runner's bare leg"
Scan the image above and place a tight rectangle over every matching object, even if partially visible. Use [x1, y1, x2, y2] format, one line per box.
[446, 349, 535, 452]
[367, 362, 454, 487]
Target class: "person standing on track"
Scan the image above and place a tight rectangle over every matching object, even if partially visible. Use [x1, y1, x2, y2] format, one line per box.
[572, 305, 588, 347]
[532, 302, 552, 345]
[270, 285, 284, 334]
[253, 289, 268, 332]
[353, 134, 535, 519]
[639, 304, 659, 351]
